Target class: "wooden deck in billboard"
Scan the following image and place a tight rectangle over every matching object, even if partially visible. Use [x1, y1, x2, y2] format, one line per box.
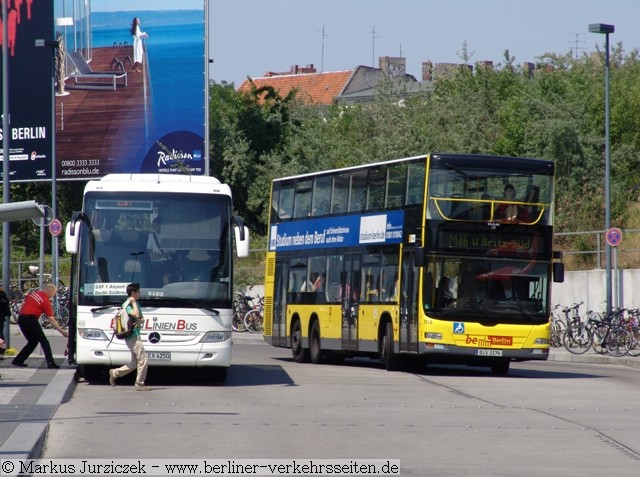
[55, 46, 151, 178]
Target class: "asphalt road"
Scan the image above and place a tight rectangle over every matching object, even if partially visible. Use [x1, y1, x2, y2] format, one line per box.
[37, 342, 640, 477]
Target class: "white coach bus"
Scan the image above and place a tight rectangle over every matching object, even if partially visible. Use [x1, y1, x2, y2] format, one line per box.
[65, 174, 249, 382]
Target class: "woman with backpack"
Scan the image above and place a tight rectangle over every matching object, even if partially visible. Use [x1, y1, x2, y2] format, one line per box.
[108, 283, 150, 391]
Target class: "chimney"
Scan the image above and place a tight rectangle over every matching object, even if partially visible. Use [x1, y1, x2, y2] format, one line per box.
[379, 56, 406, 79]
[475, 60, 493, 69]
[422, 61, 433, 81]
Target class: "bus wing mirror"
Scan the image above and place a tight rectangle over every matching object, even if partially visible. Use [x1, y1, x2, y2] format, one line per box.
[553, 262, 564, 283]
[65, 221, 80, 254]
[233, 215, 250, 258]
[414, 247, 425, 267]
[65, 211, 91, 255]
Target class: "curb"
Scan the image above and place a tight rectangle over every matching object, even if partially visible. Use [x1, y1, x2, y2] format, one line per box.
[549, 349, 640, 369]
[0, 369, 76, 462]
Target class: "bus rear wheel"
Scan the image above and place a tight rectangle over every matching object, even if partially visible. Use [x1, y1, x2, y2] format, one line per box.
[382, 321, 401, 371]
[291, 320, 310, 363]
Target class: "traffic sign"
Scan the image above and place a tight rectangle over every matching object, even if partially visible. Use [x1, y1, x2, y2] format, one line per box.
[49, 218, 63, 236]
[606, 227, 622, 247]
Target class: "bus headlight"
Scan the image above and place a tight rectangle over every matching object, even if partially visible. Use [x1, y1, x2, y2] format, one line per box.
[200, 331, 231, 343]
[78, 328, 109, 340]
[425, 332, 443, 340]
[534, 338, 550, 345]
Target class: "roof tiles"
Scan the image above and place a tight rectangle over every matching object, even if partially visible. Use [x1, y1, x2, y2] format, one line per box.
[237, 70, 354, 105]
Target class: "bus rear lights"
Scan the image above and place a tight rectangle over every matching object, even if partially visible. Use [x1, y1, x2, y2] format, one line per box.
[425, 332, 443, 340]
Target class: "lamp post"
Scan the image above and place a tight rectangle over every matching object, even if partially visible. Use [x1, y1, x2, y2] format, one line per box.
[589, 23, 614, 313]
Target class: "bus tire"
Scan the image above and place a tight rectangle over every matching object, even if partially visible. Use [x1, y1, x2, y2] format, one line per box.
[382, 321, 401, 371]
[309, 321, 323, 364]
[490, 360, 510, 375]
[78, 364, 101, 383]
[208, 367, 228, 383]
[291, 319, 309, 363]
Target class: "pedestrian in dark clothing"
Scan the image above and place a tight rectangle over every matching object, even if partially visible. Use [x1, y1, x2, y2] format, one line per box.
[0, 282, 10, 359]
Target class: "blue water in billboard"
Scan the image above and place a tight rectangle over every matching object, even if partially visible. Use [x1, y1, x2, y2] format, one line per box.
[92, 11, 205, 141]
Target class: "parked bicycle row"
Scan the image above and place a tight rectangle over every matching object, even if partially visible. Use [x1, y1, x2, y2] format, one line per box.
[8, 278, 70, 330]
[552, 302, 640, 357]
[232, 286, 264, 334]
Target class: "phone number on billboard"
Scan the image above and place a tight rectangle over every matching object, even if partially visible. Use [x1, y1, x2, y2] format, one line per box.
[61, 159, 100, 167]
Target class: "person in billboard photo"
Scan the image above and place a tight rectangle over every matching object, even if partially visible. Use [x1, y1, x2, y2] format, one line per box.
[130, 16, 148, 72]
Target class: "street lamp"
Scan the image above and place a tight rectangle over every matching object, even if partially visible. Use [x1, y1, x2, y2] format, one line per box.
[589, 23, 614, 313]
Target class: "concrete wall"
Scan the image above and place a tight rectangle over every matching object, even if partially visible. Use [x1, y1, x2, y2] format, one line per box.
[552, 269, 640, 312]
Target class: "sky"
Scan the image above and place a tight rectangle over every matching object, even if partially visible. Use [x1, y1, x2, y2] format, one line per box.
[209, 0, 640, 86]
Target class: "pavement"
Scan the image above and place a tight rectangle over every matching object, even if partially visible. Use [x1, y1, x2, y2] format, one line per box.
[0, 324, 638, 461]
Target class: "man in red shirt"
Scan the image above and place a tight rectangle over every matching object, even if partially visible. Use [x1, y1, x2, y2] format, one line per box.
[12, 283, 69, 368]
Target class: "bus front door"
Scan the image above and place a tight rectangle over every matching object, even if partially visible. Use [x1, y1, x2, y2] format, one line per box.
[399, 250, 418, 352]
[341, 254, 361, 351]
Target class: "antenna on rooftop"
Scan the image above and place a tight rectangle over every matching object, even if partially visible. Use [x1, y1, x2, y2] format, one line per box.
[567, 33, 586, 59]
[370, 26, 379, 67]
[317, 25, 328, 72]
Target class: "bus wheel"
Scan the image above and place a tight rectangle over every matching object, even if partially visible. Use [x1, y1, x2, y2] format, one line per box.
[208, 367, 228, 383]
[309, 321, 323, 364]
[382, 321, 401, 371]
[291, 319, 310, 363]
[78, 365, 101, 383]
[490, 360, 510, 375]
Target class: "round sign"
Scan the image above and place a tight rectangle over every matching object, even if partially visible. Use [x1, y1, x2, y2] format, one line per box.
[606, 227, 622, 247]
[49, 218, 63, 236]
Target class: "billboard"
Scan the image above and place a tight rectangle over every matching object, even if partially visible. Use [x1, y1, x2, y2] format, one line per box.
[0, 0, 54, 182]
[55, 0, 207, 180]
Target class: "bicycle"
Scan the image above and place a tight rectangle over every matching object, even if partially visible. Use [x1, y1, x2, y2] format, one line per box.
[243, 295, 264, 334]
[232, 288, 254, 332]
[561, 302, 590, 354]
[589, 309, 632, 357]
[550, 304, 565, 348]
[9, 284, 25, 325]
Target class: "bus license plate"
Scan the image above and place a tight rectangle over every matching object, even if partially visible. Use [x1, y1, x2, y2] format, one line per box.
[147, 351, 171, 361]
[476, 349, 502, 357]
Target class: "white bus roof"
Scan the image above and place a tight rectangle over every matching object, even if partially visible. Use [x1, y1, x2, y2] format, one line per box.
[84, 174, 232, 197]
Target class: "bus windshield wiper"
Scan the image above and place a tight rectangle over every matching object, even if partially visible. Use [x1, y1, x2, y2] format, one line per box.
[90, 302, 122, 313]
[141, 296, 220, 315]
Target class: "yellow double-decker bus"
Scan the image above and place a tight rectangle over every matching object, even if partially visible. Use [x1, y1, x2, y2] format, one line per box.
[263, 153, 564, 374]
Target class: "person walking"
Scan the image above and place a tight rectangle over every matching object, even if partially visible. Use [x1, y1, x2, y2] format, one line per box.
[0, 282, 10, 360]
[12, 283, 68, 368]
[109, 283, 150, 391]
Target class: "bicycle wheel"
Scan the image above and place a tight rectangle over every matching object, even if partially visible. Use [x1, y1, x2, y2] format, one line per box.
[232, 311, 247, 332]
[57, 305, 70, 329]
[590, 322, 610, 354]
[10, 299, 23, 324]
[244, 309, 263, 334]
[605, 328, 632, 357]
[627, 326, 640, 357]
[562, 322, 592, 354]
[551, 320, 565, 348]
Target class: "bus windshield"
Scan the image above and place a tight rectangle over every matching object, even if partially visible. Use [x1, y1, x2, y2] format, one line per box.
[78, 191, 232, 307]
[427, 161, 553, 225]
